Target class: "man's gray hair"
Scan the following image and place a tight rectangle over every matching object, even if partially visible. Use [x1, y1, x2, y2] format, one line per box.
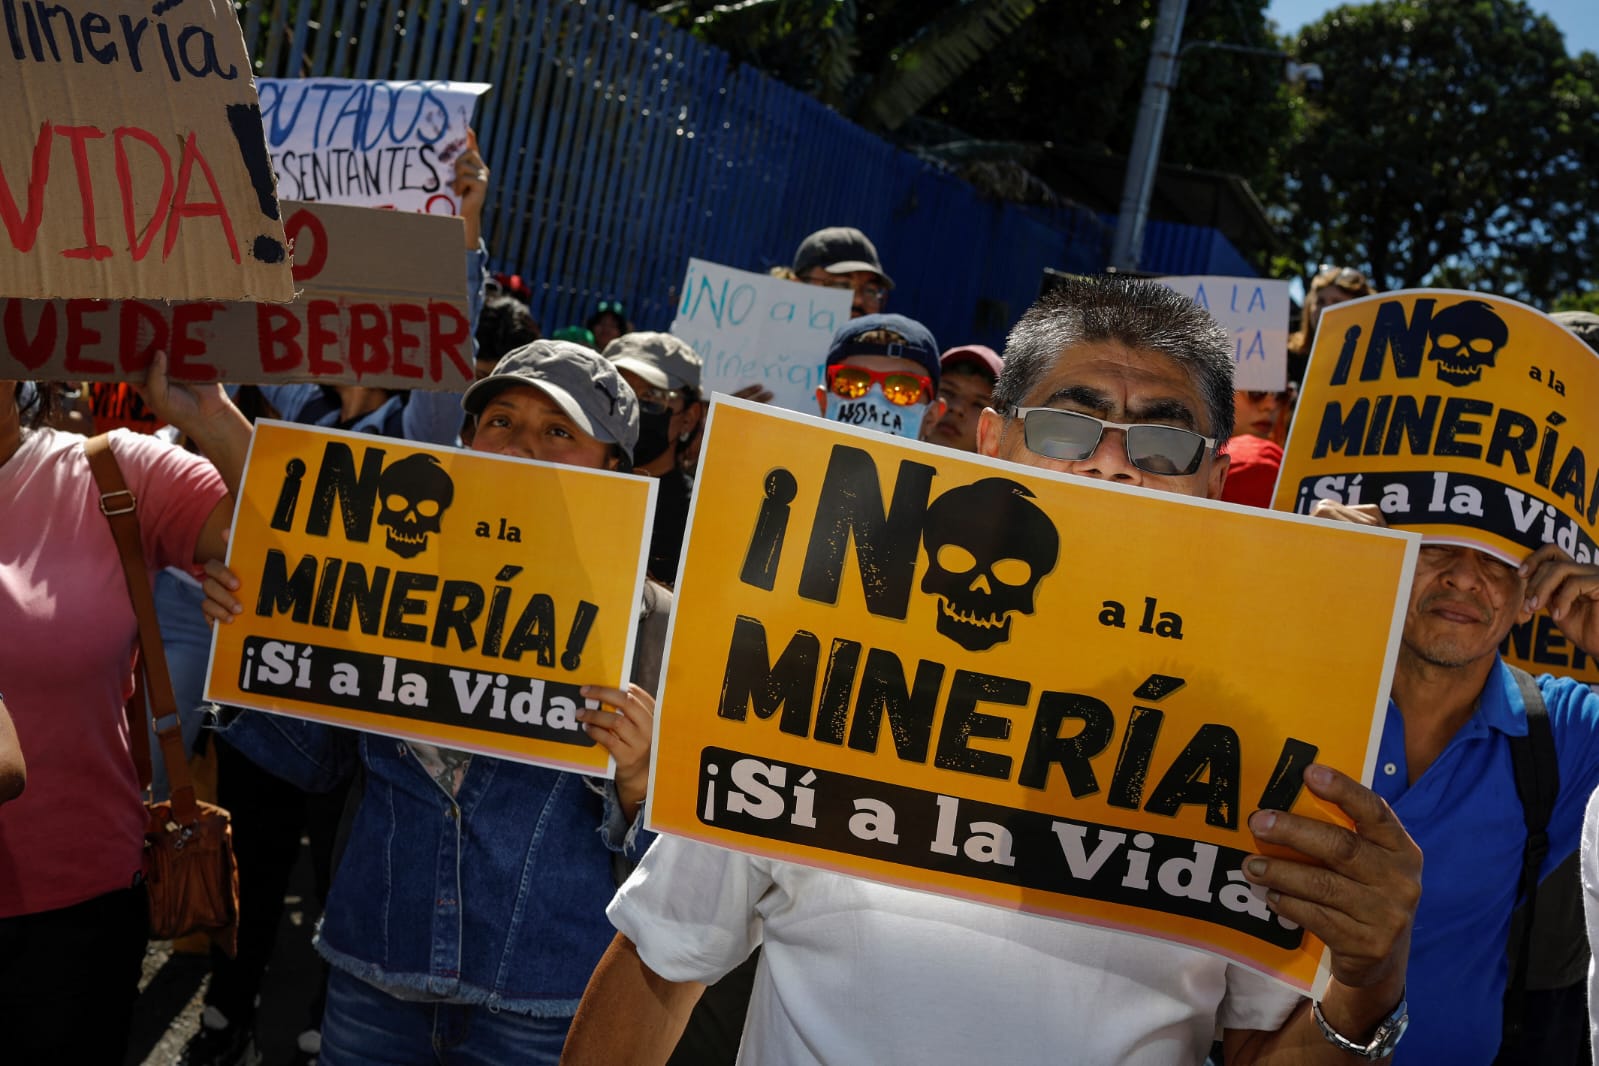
[994, 275, 1236, 441]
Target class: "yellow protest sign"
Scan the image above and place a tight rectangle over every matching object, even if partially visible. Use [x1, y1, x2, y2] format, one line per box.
[1274, 291, 1599, 682]
[205, 421, 656, 775]
[649, 399, 1418, 995]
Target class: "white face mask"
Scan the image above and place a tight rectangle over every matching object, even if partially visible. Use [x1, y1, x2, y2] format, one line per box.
[824, 391, 930, 440]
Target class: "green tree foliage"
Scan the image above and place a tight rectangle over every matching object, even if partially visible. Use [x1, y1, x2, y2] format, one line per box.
[1553, 288, 1599, 315]
[1285, 0, 1599, 303]
[647, 0, 1298, 209]
[928, 0, 1300, 207]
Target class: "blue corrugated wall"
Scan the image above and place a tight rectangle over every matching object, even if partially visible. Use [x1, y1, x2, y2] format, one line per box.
[241, 0, 1258, 353]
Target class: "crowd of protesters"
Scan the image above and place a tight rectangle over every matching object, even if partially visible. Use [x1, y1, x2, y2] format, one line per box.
[7, 111, 1599, 1066]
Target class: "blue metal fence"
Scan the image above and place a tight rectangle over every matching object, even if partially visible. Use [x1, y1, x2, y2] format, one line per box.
[240, 0, 1254, 353]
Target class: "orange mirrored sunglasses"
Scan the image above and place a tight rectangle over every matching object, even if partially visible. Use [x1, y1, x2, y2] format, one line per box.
[826, 365, 931, 406]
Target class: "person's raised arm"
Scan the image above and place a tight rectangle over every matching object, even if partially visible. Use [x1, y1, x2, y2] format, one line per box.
[0, 696, 25, 804]
[1224, 764, 1419, 1064]
[559, 932, 705, 1066]
[1520, 543, 1599, 661]
[134, 351, 252, 565]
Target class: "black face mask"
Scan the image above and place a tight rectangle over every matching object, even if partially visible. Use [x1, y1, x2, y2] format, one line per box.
[633, 408, 673, 466]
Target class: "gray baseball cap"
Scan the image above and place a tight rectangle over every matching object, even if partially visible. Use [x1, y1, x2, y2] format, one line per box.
[603, 331, 704, 392]
[792, 226, 894, 288]
[462, 340, 640, 464]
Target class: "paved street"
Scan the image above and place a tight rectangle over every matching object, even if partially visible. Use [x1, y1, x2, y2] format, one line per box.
[127, 839, 324, 1066]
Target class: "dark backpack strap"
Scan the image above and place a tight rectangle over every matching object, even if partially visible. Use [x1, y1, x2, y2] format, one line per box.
[1502, 664, 1557, 1048]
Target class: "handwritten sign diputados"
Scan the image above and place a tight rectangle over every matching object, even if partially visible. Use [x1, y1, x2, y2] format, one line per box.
[257, 79, 490, 214]
[0, 0, 292, 302]
[649, 399, 1419, 995]
[1273, 291, 1599, 683]
[0, 201, 474, 390]
[205, 421, 657, 776]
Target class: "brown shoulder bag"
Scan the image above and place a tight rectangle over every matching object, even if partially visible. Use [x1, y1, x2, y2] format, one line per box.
[86, 433, 239, 956]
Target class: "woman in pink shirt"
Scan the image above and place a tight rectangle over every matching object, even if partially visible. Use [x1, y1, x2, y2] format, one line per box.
[0, 359, 250, 1063]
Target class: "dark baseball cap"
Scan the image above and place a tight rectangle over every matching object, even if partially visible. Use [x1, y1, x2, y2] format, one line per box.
[792, 227, 894, 289]
[462, 340, 640, 464]
[825, 313, 940, 382]
[940, 344, 1003, 382]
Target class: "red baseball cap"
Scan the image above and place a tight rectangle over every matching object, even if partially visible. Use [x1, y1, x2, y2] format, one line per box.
[940, 345, 1002, 381]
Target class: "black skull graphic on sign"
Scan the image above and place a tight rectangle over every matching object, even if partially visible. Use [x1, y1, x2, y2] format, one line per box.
[377, 454, 455, 558]
[920, 478, 1059, 651]
[1427, 299, 1509, 387]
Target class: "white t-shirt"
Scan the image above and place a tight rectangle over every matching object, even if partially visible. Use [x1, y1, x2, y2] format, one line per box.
[609, 835, 1301, 1066]
[1580, 785, 1599, 1064]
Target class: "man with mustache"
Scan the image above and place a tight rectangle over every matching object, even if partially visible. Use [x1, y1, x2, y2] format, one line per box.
[1311, 500, 1599, 1063]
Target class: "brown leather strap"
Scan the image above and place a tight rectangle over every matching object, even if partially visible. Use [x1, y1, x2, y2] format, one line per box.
[84, 433, 199, 824]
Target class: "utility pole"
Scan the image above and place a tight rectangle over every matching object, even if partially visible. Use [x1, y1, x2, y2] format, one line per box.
[1109, 0, 1188, 272]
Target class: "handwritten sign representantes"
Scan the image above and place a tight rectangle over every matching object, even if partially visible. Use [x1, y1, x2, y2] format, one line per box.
[257, 79, 489, 214]
[1275, 290, 1599, 683]
[649, 398, 1418, 994]
[669, 258, 852, 413]
[0, 0, 292, 302]
[205, 421, 657, 775]
[0, 200, 474, 390]
[1159, 276, 1290, 393]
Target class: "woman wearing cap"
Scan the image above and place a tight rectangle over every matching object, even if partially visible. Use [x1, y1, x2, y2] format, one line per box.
[202, 341, 669, 1065]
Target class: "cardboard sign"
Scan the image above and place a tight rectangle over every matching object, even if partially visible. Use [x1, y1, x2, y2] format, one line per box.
[669, 258, 852, 412]
[257, 79, 490, 214]
[649, 398, 1418, 994]
[1274, 290, 1599, 683]
[0, 200, 473, 389]
[1159, 276, 1290, 392]
[205, 421, 658, 775]
[0, 0, 292, 302]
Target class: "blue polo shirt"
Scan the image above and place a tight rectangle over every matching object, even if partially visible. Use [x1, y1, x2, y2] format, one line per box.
[1373, 659, 1599, 1064]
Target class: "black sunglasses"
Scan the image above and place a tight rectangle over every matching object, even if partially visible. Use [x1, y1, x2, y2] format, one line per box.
[1011, 406, 1217, 476]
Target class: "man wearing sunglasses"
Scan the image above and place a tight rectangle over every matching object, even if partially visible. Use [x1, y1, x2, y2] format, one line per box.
[564, 276, 1422, 1066]
[815, 313, 946, 441]
[792, 226, 893, 318]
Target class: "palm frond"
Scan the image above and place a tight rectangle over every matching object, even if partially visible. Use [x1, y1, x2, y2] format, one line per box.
[856, 0, 1046, 132]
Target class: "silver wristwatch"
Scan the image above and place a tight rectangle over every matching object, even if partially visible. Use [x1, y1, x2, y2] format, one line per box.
[1311, 991, 1408, 1060]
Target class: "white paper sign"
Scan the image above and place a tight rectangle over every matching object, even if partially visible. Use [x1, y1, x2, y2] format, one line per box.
[670, 258, 853, 413]
[257, 79, 490, 214]
[1159, 275, 1290, 392]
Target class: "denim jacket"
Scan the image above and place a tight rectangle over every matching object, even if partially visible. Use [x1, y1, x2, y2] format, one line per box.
[218, 582, 670, 1017]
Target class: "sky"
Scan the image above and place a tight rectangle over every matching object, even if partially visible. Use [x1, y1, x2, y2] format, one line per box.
[1266, 0, 1599, 57]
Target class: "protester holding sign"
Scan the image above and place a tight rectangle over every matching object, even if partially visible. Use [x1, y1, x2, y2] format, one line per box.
[562, 277, 1421, 1066]
[180, 133, 500, 1066]
[0, 359, 245, 1062]
[1282, 290, 1599, 1063]
[203, 341, 669, 1065]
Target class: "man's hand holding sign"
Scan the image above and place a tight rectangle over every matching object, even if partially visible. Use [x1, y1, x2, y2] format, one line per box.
[563, 277, 1421, 1066]
[1283, 292, 1599, 1063]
